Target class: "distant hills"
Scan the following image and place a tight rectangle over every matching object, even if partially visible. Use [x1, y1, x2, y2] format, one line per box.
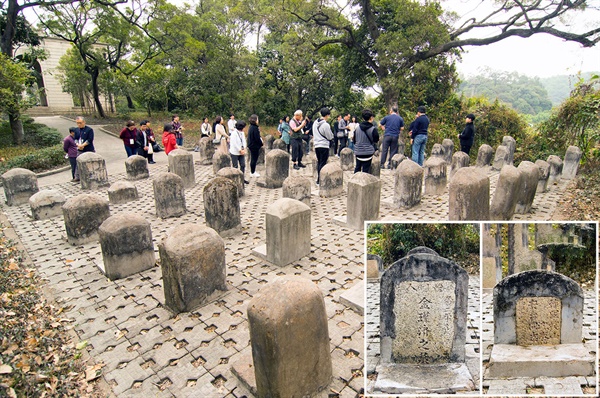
[459, 71, 599, 115]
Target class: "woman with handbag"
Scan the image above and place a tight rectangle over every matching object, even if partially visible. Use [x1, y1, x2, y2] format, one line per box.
[214, 116, 229, 154]
[229, 120, 249, 184]
[247, 114, 264, 177]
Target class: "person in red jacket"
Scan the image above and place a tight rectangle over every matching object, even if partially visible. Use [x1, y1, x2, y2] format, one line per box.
[162, 123, 178, 155]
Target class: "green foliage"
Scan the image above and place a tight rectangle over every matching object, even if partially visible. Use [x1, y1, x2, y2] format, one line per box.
[0, 145, 67, 175]
[539, 72, 600, 106]
[529, 76, 600, 163]
[366, 224, 480, 273]
[0, 54, 36, 115]
[459, 70, 553, 115]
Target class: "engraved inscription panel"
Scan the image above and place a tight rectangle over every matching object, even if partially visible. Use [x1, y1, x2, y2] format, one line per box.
[367, 260, 379, 279]
[392, 280, 456, 364]
[516, 296, 561, 345]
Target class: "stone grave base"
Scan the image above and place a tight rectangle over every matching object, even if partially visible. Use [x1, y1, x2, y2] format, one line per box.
[231, 351, 331, 398]
[488, 344, 595, 378]
[339, 280, 364, 315]
[374, 362, 475, 394]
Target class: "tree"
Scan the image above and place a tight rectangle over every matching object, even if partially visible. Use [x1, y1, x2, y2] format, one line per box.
[280, 0, 600, 107]
[0, 53, 36, 144]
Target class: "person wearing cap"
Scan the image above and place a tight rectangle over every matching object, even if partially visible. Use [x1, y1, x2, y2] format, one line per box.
[119, 120, 139, 157]
[289, 109, 308, 169]
[458, 113, 476, 156]
[410, 105, 429, 166]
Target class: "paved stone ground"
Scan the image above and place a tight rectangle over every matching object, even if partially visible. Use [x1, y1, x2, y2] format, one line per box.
[365, 275, 481, 394]
[481, 288, 598, 396]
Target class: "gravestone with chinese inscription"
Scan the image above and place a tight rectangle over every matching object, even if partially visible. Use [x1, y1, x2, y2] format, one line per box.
[374, 247, 476, 394]
[489, 270, 593, 377]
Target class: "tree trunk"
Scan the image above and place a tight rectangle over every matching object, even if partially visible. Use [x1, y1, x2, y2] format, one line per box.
[382, 84, 398, 109]
[9, 112, 24, 145]
[90, 68, 106, 118]
[1, 0, 19, 57]
[126, 94, 134, 109]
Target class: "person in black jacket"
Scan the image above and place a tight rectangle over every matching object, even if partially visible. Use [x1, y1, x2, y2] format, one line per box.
[458, 113, 475, 155]
[352, 109, 380, 173]
[247, 114, 264, 177]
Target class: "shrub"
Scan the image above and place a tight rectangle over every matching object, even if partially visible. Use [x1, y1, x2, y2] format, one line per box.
[22, 122, 63, 148]
[0, 144, 67, 174]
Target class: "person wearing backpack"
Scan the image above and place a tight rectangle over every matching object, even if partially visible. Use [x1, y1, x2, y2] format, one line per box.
[312, 107, 334, 185]
[353, 109, 380, 173]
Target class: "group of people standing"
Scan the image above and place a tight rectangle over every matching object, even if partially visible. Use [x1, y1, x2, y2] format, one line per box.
[118, 120, 159, 163]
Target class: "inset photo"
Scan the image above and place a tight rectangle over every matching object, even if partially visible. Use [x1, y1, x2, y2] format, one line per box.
[481, 222, 598, 396]
[365, 223, 481, 395]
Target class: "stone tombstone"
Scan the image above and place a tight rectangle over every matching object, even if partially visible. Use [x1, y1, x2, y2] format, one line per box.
[476, 144, 494, 167]
[152, 172, 186, 219]
[319, 163, 344, 197]
[346, 172, 381, 230]
[380, 247, 468, 364]
[247, 276, 332, 398]
[547, 155, 563, 186]
[159, 224, 227, 313]
[168, 149, 195, 188]
[1, 168, 39, 206]
[29, 189, 65, 220]
[272, 138, 287, 151]
[450, 151, 470, 180]
[534, 159, 550, 193]
[198, 137, 215, 165]
[217, 167, 245, 198]
[125, 155, 149, 180]
[282, 175, 311, 207]
[367, 253, 384, 280]
[431, 143, 444, 160]
[482, 224, 502, 289]
[492, 145, 510, 171]
[562, 146, 582, 180]
[339, 147, 354, 171]
[203, 177, 241, 238]
[502, 136, 516, 165]
[369, 156, 381, 177]
[260, 149, 289, 189]
[264, 134, 275, 151]
[390, 154, 406, 170]
[510, 223, 543, 273]
[493, 270, 583, 345]
[397, 138, 406, 157]
[266, 198, 311, 266]
[212, 151, 232, 175]
[62, 194, 110, 245]
[448, 167, 490, 220]
[515, 161, 540, 214]
[308, 153, 318, 180]
[490, 165, 523, 220]
[107, 181, 138, 204]
[77, 152, 109, 189]
[98, 213, 155, 281]
[423, 157, 447, 196]
[442, 138, 454, 164]
[393, 159, 423, 209]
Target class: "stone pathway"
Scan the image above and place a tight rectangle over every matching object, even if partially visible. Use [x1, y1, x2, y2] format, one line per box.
[481, 288, 597, 395]
[365, 275, 481, 394]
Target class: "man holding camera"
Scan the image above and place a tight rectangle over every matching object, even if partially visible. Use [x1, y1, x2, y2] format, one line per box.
[290, 109, 308, 170]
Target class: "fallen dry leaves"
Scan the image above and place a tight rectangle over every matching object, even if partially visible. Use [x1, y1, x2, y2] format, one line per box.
[0, 224, 104, 397]
[554, 162, 600, 221]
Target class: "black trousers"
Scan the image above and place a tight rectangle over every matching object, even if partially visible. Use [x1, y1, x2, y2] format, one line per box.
[354, 158, 372, 174]
[231, 154, 246, 174]
[337, 136, 348, 155]
[460, 144, 472, 156]
[315, 147, 329, 183]
[291, 138, 303, 163]
[69, 157, 77, 179]
[249, 147, 260, 173]
[380, 135, 398, 167]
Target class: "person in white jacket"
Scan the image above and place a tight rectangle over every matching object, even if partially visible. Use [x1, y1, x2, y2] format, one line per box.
[312, 107, 334, 185]
[229, 120, 249, 184]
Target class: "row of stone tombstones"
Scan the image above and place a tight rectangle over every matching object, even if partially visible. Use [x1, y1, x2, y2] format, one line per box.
[0, 174, 336, 398]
